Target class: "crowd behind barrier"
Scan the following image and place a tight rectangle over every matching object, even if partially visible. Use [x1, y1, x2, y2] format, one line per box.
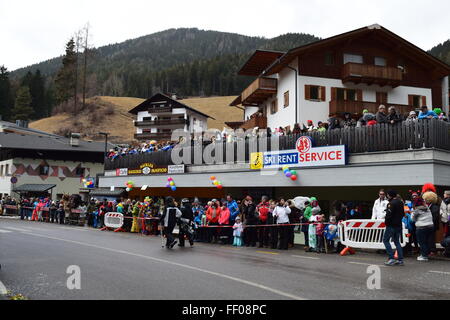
[2, 185, 449, 260]
[106, 105, 449, 161]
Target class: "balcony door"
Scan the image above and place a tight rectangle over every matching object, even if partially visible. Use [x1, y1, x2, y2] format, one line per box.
[376, 92, 388, 104]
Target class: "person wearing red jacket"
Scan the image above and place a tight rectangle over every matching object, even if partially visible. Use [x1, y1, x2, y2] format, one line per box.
[206, 199, 221, 243]
[256, 196, 270, 248]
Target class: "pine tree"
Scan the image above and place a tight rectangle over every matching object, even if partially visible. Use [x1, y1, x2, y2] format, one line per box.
[30, 70, 46, 118]
[12, 86, 33, 120]
[0, 66, 13, 120]
[54, 38, 77, 105]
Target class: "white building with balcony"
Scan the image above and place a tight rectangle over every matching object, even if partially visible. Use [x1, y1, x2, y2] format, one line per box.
[129, 93, 213, 141]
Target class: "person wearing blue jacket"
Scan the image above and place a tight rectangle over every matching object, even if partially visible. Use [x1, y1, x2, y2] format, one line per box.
[418, 106, 438, 120]
[226, 195, 240, 224]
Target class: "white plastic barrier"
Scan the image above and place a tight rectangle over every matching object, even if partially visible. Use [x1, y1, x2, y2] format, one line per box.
[338, 220, 409, 250]
[104, 212, 124, 229]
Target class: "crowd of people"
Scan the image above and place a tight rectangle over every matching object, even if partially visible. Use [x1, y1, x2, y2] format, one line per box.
[3, 183, 449, 263]
[272, 105, 448, 136]
[106, 105, 448, 161]
[370, 184, 450, 265]
[107, 141, 178, 160]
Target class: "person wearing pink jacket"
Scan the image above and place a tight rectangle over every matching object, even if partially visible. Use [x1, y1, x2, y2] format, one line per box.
[219, 202, 231, 244]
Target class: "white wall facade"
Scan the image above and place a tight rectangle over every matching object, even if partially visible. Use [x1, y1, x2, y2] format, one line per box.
[266, 61, 298, 130]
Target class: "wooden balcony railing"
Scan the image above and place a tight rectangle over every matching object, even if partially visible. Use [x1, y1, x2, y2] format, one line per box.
[329, 100, 414, 115]
[241, 77, 277, 105]
[342, 63, 403, 87]
[105, 119, 450, 170]
[147, 106, 173, 114]
[134, 132, 173, 141]
[135, 119, 187, 127]
[240, 116, 267, 130]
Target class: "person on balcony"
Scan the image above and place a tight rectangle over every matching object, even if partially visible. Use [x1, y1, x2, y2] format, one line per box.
[418, 106, 438, 120]
[376, 105, 389, 124]
[304, 120, 317, 132]
[328, 113, 341, 130]
[405, 111, 418, 124]
[292, 123, 302, 135]
[342, 112, 356, 128]
[387, 107, 403, 125]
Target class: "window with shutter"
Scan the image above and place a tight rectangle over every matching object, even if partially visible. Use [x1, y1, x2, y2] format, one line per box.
[409, 95, 422, 108]
[320, 87, 326, 101]
[270, 100, 278, 114]
[356, 90, 363, 101]
[284, 91, 289, 107]
[344, 53, 363, 64]
[421, 96, 427, 107]
[305, 85, 311, 100]
[331, 87, 337, 101]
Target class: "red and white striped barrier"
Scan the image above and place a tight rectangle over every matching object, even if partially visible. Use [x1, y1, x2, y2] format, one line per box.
[338, 219, 409, 252]
[104, 212, 124, 229]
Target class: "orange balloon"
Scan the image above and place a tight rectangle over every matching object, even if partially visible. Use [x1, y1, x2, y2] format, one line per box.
[210, 176, 216, 181]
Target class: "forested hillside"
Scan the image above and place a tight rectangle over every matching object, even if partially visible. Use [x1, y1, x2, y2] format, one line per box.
[11, 28, 320, 99]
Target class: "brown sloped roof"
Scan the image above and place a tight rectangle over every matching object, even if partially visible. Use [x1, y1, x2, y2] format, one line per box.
[238, 50, 285, 76]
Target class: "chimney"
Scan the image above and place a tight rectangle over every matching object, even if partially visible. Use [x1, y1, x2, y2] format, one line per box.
[70, 133, 81, 147]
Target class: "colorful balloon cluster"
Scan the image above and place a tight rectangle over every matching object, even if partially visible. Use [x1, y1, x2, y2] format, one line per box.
[166, 177, 177, 191]
[82, 178, 95, 189]
[282, 166, 298, 181]
[210, 176, 223, 190]
[125, 181, 134, 192]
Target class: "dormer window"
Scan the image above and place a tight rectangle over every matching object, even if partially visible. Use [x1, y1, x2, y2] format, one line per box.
[374, 57, 386, 67]
[344, 53, 363, 64]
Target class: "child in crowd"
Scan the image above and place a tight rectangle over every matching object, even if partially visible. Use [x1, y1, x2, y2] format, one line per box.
[307, 206, 321, 252]
[315, 214, 326, 253]
[323, 216, 340, 253]
[232, 216, 244, 247]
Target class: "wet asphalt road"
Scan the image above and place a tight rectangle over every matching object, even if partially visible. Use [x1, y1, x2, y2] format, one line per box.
[0, 217, 449, 300]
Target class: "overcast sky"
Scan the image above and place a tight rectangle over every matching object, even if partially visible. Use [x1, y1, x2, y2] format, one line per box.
[1, 0, 449, 71]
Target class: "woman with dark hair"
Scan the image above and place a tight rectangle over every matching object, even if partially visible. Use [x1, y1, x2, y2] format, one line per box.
[160, 197, 182, 249]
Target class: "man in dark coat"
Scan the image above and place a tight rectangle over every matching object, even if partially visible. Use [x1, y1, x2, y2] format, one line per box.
[383, 190, 405, 266]
[376, 105, 389, 124]
[242, 196, 258, 247]
[178, 198, 194, 247]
